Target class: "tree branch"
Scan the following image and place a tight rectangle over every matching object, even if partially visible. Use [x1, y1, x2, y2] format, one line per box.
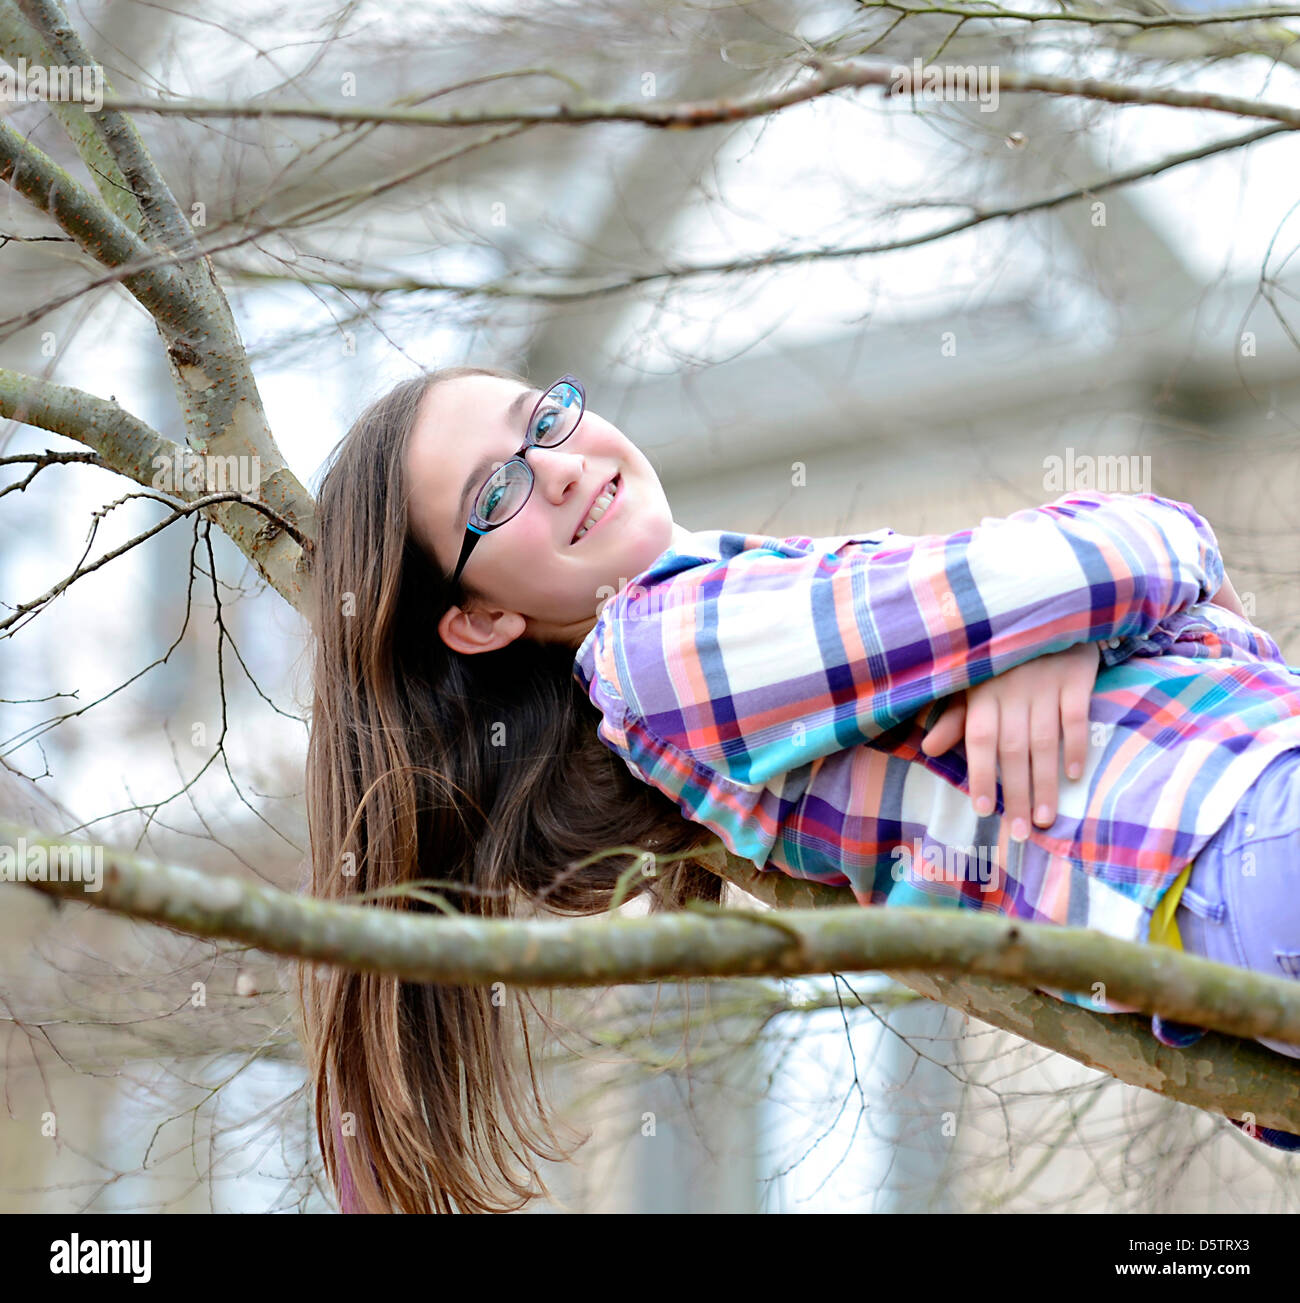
[14, 0, 208, 260]
[5, 819, 1300, 1134]
[0, 119, 205, 326]
[865, 56, 1300, 128]
[855, 0, 1300, 29]
[0, 367, 316, 613]
[0, 448, 110, 501]
[215, 122, 1285, 303]
[0, 2, 318, 617]
[0, 0, 144, 235]
[0, 490, 310, 636]
[98, 57, 1300, 132]
[709, 851, 1300, 1135]
[0, 367, 183, 482]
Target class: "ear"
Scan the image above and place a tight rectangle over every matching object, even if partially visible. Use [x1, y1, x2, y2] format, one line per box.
[437, 602, 526, 656]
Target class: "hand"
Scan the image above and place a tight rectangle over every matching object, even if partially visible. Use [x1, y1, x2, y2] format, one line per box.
[916, 641, 1101, 838]
[1209, 573, 1247, 619]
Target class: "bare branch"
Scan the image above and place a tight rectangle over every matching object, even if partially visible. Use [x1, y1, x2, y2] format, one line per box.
[855, 0, 1300, 29]
[866, 57, 1300, 128]
[0, 490, 310, 637]
[0, 120, 531, 344]
[0, 231, 74, 247]
[0, 368, 315, 614]
[99, 57, 1300, 133]
[217, 122, 1285, 303]
[0, 448, 110, 501]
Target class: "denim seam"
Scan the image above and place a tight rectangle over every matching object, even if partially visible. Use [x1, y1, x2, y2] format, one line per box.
[1221, 853, 1255, 976]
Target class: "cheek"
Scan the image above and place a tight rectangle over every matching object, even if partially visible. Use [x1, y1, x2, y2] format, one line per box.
[512, 510, 574, 585]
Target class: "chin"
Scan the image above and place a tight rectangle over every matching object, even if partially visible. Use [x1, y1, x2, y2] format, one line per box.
[622, 522, 671, 571]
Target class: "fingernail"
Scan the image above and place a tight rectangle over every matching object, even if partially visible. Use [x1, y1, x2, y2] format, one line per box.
[975, 796, 994, 817]
[1010, 818, 1029, 842]
[1067, 763, 1082, 781]
[1034, 804, 1052, 827]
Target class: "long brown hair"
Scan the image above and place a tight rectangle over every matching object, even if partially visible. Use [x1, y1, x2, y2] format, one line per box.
[297, 364, 723, 1213]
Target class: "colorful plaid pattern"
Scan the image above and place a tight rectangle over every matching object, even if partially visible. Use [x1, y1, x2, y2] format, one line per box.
[573, 492, 1300, 1021]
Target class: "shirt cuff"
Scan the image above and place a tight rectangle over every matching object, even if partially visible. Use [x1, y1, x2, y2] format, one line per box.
[1097, 633, 1150, 668]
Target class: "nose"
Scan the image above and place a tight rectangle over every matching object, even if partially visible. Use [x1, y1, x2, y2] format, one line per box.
[527, 444, 584, 504]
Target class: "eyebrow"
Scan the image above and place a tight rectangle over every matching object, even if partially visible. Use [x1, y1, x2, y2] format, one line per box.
[456, 387, 537, 529]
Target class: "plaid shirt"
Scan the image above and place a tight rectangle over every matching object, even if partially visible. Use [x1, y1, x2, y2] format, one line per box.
[573, 492, 1300, 1018]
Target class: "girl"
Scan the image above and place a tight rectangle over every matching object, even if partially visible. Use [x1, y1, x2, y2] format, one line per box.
[299, 364, 1300, 1214]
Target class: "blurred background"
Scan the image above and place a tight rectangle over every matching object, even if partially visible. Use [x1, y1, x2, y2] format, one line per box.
[2, 0, 1300, 1212]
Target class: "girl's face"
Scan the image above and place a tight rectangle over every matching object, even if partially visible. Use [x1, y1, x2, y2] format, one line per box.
[406, 373, 679, 653]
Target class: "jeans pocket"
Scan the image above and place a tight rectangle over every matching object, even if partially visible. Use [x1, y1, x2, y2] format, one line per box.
[1276, 951, 1300, 980]
[1178, 885, 1226, 925]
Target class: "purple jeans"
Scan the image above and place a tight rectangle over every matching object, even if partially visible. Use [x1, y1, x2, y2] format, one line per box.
[1174, 748, 1300, 1060]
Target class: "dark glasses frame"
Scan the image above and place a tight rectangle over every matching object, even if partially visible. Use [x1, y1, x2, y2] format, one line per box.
[448, 375, 585, 588]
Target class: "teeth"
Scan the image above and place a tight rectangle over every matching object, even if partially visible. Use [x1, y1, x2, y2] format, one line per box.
[575, 477, 619, 541]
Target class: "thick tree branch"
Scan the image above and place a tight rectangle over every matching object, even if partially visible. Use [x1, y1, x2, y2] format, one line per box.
[0, 366, 315, 613]
[0, 3, 318, 616]
[0, 0, 144, 236]
[5, 820, 1300, 1134]
[0, 120, 205, 325]
[0, 367, 183, 482]
[707, 852, 1300, 1134]
[14, 0, 207, 260]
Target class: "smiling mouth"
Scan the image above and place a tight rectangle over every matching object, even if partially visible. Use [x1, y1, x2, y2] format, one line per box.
[572, 473, 621, 543]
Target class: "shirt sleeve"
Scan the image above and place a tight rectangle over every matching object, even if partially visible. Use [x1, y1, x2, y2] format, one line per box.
[614, 491, 1225, 787]
[1098, 600, 1291, 670]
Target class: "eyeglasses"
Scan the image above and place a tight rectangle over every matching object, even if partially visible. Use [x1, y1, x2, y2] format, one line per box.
[448, 375, 585, 588]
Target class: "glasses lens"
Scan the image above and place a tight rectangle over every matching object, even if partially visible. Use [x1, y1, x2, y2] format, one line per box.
[530, 380, 583, 446]
[473, 459, 532, 525]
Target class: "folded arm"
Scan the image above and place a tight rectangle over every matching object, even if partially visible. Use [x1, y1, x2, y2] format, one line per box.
[623, 491, 1225, 787]
[919, 549, 1250, 834]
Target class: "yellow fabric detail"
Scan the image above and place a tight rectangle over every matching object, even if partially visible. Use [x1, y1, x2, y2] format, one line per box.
[1148, 861, 1194, 951]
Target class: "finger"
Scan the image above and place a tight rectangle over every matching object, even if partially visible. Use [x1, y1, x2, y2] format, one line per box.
[911, 702, 936, 728]
[1029, 692, 1061, 828]
[964, 695, 1000, 819]
[997, 700, 1032, 839]
[1059, 679, 1092, 783]
[920, 699, 966, 756]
